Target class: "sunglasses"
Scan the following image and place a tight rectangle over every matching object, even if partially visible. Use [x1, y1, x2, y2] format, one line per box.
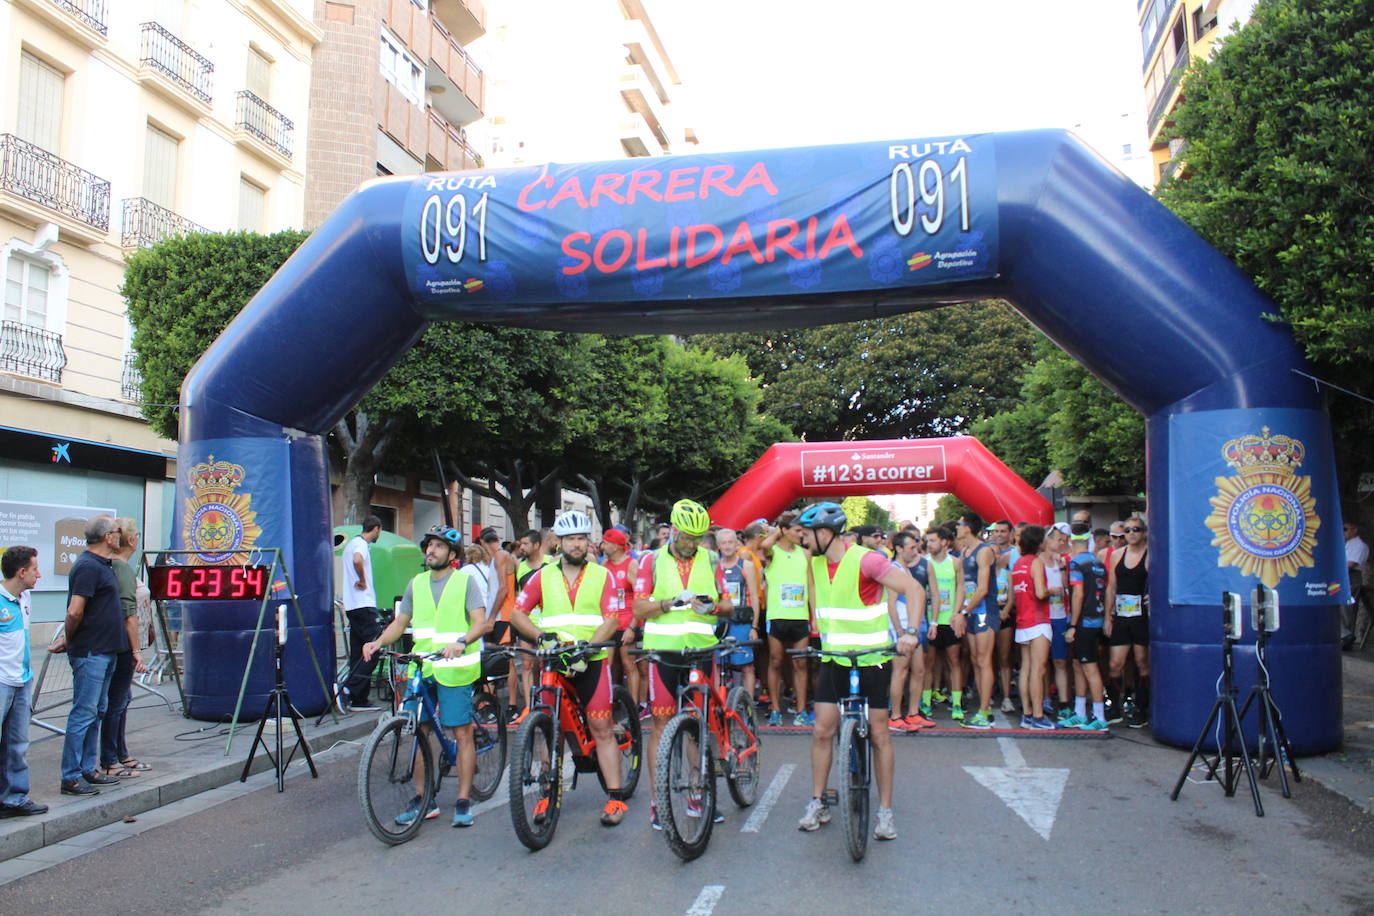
[1124, 526, 1144, 533]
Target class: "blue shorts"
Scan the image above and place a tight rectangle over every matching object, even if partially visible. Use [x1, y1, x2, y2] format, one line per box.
[404, 677, 474, 728]
[968, 606, 1001, 635]
[1050, 618, 1069, 661]
[725, 624, 755, 666]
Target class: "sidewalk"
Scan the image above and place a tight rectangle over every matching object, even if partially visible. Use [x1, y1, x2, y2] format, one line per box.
[0, 676, 380, 862]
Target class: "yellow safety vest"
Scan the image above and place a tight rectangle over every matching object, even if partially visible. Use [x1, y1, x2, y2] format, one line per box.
[812, 546, 889, 667]
[643, 546, 720, 651]
[409, 568, 482, 686]
[534, 562, 612, 661]
[766, 545, 809, 621]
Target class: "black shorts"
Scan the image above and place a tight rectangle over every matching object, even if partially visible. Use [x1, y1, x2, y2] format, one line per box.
[489, 620, 512, 645]
[1071, 627, 1103, 664]
[814, 660, 891, 709]
[1109, 614, 1149, 647]
[769, 618, 810, 645]
[932, 624, 961, 650]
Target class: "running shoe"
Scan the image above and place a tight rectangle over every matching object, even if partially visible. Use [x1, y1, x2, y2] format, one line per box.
[395, 795, 440, 825]
[333, 685, 351, 715]
[1042, 699, 1055, 716]
[950, 706, 965, 722]
[918, 702, 935, 718]
[1104, 703, 1125, 726]
[650, 803, 662, 831]
[903, 713, 936, 731]
[794, 711, 813, 727]
[638, 702, 651, 719]
[798, 798, 830, 831]
[873, 807, 897, 840]
[1019, 714, 1038, 729]
[888, 717, 910, 732]
[533, 796, 550, 825]
[451, 799, 473, 828]
[1030, 717, 1057, 730]
[1056, 707, 1077, 723]
[932, 689, 949, 705]
[1058, 713, 1088, 729]
[1128, 709, 1149, 729]
[601, 799, 628, 826]
[962, 710, 993, 730]
[1079, 717, 1109, 731]
[513, 708, 531, 725]
[1000, 697, 1016, 714]
[767, 710, 782, 727]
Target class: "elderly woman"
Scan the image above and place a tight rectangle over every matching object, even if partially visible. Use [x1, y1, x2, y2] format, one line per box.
[99, 517, 149, 778]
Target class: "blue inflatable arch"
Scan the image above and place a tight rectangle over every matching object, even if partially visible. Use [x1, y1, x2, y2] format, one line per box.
[179, 129, 1346, 751]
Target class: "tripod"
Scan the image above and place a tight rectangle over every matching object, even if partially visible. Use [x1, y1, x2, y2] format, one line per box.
[1170, 612, 1264, 817]
[1236, 598, 1300, 797]
[240, 611, 319, 792]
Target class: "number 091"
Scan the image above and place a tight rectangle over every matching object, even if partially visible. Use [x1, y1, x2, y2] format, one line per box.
[889, 157, 970, 237]
[419, 192, 489, 266]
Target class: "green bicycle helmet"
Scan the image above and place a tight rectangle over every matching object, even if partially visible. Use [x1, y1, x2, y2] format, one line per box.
[669, 498, 711, 537]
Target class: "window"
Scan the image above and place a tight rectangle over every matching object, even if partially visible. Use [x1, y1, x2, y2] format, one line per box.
[246, 45, 271, 99]
[238, 177, 265, 230]
[144, 123, 179, 209]
[5, 256, 49, 328]
[379, 29, 424, 107]
[17, 51, 64, 152]
[1122, 143, 1134, 157]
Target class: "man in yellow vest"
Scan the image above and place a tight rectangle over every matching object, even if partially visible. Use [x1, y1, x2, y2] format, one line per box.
[795, 502, 922, 841]
[363, 526, 489, 828]
[759, 511, 816, 727]
[632, 498, 733, 830]
[511, 511, 628, 827]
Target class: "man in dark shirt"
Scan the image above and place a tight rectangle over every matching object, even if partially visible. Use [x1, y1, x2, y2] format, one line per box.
[57, 516, 128, 796]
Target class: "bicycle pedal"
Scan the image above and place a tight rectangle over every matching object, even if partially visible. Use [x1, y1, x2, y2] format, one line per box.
[821, 789, 839, 806]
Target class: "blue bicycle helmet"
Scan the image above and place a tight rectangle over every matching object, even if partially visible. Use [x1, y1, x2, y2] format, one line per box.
[798, 502, 847, 533]
[420, 525, 463, 550]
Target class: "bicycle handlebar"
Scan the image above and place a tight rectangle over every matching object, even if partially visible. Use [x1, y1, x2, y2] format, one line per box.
[786, 645, 898, 661]
[488, 639, 620, 660]
[629, 637, 763, 665]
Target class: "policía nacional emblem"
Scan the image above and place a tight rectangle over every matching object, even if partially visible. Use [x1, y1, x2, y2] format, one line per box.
[1204, 427, 1319, 588]
[182, 456, 262, 564]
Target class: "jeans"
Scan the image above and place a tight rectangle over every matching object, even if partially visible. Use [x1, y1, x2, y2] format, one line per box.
[1342, 570, 1364, 641]
[343, 608, 384, 703]
[100, 651, 135, 768]
[0, 680, 33, 805]
[62, 653, 116, 782]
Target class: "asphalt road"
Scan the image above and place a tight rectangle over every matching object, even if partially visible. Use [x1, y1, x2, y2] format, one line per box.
[6, 723, 1373, 915]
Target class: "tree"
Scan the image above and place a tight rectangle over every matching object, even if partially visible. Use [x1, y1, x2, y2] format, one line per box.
[689, 300, 1040, 442]
[1158, 0, 1374, 498]
[934, 494, 969, 525]
[840, 496, 892, 532]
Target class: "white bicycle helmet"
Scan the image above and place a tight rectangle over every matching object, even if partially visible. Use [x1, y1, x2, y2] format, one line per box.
[553, 510, 593, 537]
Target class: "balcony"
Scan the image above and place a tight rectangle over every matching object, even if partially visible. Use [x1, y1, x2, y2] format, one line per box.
[120, 352, 142, 401]
[0, 321, 67, 384]
[138, 22, 213, 111]
[429, 17, 485, 125]
[427, 108, 482, 171]
[0, 133, 111, 238]
[12, 0, 107, 46]
[619, 114, 658, 158]
[1147, 52, 1189, 141]
[234, 91, 294, 166]
[121, 197, 209, 249]
[432, 0, 484, 45]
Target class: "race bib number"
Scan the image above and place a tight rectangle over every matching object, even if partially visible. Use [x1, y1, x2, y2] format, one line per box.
[996, 571, 1008, 604]
[727, 580, 743, 605]
[1049, 595, 1065, 618]
[779, 584, 804, 608]
[1116, 593, 1143, 617]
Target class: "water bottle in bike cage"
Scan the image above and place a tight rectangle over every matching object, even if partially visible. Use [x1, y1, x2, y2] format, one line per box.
[849, 667, 859, 694]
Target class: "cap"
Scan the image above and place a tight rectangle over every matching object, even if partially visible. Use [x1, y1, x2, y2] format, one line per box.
[750, 518, 768, 526]
[851, 525, 881, 538]
[611, 523, 630, 534]
[1051, 522, 1073, 536]
[602, 529, 629, 549]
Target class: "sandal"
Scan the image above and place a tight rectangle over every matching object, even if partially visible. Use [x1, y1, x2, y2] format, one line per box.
[102, 765, 140, 779]
[119, 758, 152, 771]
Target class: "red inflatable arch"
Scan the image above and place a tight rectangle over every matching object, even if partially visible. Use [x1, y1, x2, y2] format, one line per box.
[709, 437, 1052, 530]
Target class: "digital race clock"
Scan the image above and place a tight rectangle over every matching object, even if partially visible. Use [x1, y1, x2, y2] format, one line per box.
[148, 564, 270, 601]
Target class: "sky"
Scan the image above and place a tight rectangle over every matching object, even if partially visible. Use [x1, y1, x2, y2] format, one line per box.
[649, 0, 1155, 185]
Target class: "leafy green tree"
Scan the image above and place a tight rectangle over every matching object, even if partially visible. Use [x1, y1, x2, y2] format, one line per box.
[689, 300, 1039, 442]
[840, 496, 892, 532]
[1158, 0, 1374, 496]
[934, 494, 969, 525]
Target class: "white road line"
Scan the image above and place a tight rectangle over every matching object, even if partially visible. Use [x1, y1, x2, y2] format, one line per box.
[741, 763, 795, 833]
[997, 736, 1026, 769]
[686, 885, 726, 916]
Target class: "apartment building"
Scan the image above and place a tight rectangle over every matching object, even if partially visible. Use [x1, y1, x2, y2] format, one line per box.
[304, 0, 486, 226]
[0, 0, 318, 619]
[1140, 0, 1257, 185]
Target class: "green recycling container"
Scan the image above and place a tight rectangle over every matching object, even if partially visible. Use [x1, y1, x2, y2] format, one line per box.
[333, 526, 425, 613]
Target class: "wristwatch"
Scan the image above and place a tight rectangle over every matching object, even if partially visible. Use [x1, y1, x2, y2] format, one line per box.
[902, 627, 918, 636]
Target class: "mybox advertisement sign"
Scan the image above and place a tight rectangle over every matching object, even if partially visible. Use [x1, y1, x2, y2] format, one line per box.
[0, 500, 117, 591]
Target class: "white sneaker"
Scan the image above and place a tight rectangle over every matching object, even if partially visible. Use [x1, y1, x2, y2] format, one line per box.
[798, 798, 829, 831]
[874, 807, 897, 840]
[1000, 697, 1016, 714]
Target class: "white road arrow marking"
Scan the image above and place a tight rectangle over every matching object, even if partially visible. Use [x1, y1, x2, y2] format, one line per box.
[962, 736, 1069, 840]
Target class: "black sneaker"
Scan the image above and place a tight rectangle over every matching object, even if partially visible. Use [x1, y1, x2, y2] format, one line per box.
[349, 702, 383, 711]
[1128, 709, 1149, 729]
[60, 779, 100, 796]
[83, 770, 120, 786]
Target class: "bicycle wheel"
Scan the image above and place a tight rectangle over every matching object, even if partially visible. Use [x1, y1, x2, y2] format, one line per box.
[725, 686, 760, 807]
[471, 689, 508, 801]
[836, 717, 869, 862]
[598, 685, 643, 798]
[358, 715, 433, 845]
[509, 710, 561, 850]
[655, 713, 715, 862]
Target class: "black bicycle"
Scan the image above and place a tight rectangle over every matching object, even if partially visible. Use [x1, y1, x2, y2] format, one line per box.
[357, 650, 507, 845]
[788, 645, 896, 862]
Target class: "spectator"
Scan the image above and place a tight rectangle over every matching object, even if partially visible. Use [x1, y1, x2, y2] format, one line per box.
[1342, 520, 1369, 651]
[55, 515, 128, 796]
[0, 546, 47, 816]
[339, 516, 384, 712]
[99, 518, 149, 778]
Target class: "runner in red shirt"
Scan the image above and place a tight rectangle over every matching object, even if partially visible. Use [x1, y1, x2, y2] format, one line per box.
[600, 527, 642, 709]
[1011, 524, 1054, 730]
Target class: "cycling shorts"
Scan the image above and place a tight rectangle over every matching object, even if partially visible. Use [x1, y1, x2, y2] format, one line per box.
[404, 677, 474, 728]
[567, 658, 614, 719]
[768, 618, 811, 646]
[647, 652, 715, 718]
[814, 660, 891, 709]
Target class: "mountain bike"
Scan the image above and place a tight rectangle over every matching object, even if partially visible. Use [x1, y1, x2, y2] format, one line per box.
[635, 638, 762, 861]
[787, 644, 896, 862]
[357, 649, 507, 845]
[502, 640, 642, 851]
